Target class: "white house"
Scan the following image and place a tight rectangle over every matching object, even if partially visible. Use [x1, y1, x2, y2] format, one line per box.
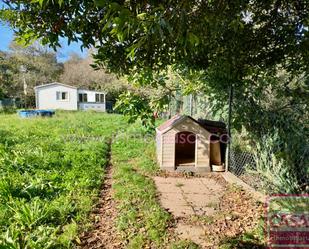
[34, 82, 106, 111]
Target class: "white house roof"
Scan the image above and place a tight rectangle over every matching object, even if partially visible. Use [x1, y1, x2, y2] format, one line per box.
[34, 83, 106, 94]
[34, 82, 77, 89]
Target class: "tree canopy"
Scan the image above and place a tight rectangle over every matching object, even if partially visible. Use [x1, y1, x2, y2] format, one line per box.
[0, 41, 62, 104]
[1, 1, 308, 83]
[60, 52, 128, 102]
[0, 0, 308, 192]
[0, 0, 308, 122]
[60, 52, 120, 90]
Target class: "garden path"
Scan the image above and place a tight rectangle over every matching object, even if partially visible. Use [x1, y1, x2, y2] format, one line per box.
[78, 161, 122, 249]
[153, 174, 264, 248]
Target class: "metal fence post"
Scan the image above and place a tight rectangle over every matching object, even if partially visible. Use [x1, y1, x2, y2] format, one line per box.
[226, 84, 233, 172]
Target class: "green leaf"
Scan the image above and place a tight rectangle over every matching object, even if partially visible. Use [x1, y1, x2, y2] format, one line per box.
[94, 0, 107, 7]
[137, 13, 146, 20]
[187, 32, 199, 46]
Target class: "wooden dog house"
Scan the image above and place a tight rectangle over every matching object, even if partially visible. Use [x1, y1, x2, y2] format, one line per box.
[156, 115, 227, 172]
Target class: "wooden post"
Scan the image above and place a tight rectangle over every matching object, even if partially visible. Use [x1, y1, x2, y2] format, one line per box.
[104, 92, 106, 111]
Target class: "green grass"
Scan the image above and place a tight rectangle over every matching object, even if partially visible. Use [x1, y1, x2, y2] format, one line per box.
[111, 123, 171, 248]
[0, 111, 126, 248]
[175, 182, 184, 188]
[1, 112, 248, 248]
[218, 220, 265, 249]
[170, 240, 201, 249]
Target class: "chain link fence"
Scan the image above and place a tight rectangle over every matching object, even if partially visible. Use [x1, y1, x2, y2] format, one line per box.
[227, 134, 309, 194]
[227, 148, 272, 193]
[228, 150, 255, 176]
[167, 91, 308, 194]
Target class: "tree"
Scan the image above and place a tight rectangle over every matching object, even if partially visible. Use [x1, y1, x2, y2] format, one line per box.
[60, 52, 128, 102]
[60, 52, 118, 90]
[0, 41, 62, 106]
[0, 51, 15, 98]
[1, 0, 308, 192]
[0, 0, 307, 115]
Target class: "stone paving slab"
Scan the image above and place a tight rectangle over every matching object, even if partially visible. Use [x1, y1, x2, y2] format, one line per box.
[153, 176, 225, 218]
[186, 193, 220, 207]
[154, 178, 182, 194]
[153, 175, 227, 247]
[175, 223, 212, 248]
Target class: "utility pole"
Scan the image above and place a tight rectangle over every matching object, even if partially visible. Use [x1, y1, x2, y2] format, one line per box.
[20, 65, 27, 108]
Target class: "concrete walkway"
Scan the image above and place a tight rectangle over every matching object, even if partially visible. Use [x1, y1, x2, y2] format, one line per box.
[153, 175, 226, 247]
[154, 176, 225, 217]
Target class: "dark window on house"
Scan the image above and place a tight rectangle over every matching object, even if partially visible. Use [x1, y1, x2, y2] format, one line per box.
[95, 93, 105, 103]
[95, 93, 100, 102]
[79, 93, 87, 102]
[56, 91, 68, 100]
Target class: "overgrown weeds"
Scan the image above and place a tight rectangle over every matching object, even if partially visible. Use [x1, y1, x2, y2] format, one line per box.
[253, 131, 308, 193]
[0, 111, 126, 248]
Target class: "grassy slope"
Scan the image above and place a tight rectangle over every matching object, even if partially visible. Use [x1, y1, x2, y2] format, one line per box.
[0, 112, 126, 248]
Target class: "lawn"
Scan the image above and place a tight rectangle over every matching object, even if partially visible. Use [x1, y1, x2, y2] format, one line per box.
[111, 123, 171, 248]
[0, 111, 126, 248]
[0, 111, 265, 248]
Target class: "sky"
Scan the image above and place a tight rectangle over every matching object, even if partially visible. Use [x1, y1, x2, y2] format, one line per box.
[0, 1, 88, 62]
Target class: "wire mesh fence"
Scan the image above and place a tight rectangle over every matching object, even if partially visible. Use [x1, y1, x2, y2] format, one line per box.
[228, 149, 256, 176]
[227, 148, 270, 193]
[227, 140, 309, 194]
[167, 91, 308, 194]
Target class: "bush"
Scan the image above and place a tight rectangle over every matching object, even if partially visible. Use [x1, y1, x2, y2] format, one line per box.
[0, 106, 17, 114]
[254, 131, 308, 193]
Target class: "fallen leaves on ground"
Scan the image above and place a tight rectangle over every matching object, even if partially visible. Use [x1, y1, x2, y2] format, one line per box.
[77, 163, 123, 249]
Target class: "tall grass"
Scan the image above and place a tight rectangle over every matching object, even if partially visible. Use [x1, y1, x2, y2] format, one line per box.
[0, 111, 126, 248]
[253, 131, 308, 194]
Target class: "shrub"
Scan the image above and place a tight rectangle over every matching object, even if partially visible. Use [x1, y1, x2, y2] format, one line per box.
[254, 131, 308, 193]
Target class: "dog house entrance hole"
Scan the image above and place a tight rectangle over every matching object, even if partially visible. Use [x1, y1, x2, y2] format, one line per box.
[175, 131, 196, 167]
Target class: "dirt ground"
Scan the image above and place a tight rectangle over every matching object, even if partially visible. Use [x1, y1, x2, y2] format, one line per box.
[77, 162, 122, 249]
